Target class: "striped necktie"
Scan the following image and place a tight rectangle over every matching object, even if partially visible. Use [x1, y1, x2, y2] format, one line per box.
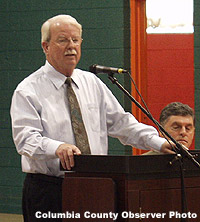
[65, 77, 91, 154]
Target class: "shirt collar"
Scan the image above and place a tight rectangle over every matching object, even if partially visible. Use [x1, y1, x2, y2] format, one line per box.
[43, 61, 80, 89]
[70, 72, 80, 89]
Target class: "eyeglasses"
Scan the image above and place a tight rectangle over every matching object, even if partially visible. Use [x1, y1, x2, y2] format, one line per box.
[56, 37, 83, 46]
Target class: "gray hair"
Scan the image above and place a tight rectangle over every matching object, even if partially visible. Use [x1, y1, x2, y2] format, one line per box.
[41, 14, 82, 43]
[159, 102, 195, 126]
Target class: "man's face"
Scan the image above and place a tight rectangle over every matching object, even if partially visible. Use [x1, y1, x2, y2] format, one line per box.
[43, 21, 82, 76]
[163, 115, 195, 148]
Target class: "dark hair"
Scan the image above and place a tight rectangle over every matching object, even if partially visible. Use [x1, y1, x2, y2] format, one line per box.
[159, 102, 195, 126]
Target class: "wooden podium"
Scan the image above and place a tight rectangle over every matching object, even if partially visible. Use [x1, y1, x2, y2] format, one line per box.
[61, 152, 200, 221]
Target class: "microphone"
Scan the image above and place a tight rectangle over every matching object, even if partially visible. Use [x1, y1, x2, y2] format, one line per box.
[89, 64, 128, 74]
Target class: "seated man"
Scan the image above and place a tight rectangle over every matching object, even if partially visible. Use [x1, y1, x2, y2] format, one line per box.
[143, 102, 195, 155]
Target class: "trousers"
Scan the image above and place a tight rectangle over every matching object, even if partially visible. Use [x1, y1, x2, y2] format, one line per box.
[22, 173, 63, 222]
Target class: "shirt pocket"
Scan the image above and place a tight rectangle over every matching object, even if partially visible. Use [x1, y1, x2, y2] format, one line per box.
[87, 104, 100, 132]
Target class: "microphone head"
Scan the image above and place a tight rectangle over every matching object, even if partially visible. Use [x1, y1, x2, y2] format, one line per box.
[89, 64, 128, 74]
[89, 64, 97, 74]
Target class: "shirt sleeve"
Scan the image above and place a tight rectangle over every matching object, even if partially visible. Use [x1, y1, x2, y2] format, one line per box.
[10, 89, 64, 160]
[101, 82, 166, 152]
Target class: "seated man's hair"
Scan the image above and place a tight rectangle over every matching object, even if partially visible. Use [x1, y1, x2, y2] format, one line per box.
[159, 102, 195, 126]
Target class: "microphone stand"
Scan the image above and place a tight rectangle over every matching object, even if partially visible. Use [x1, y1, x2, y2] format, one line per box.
[107, 73, 200, 222]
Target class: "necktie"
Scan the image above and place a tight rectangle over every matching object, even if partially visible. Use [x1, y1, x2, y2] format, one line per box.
[66, 77, 91, 154]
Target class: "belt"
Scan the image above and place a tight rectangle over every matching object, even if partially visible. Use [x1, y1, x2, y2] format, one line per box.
[26, 173, 63, 185]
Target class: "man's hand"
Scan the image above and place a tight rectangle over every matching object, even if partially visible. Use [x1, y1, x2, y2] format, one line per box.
[160, 141, 176, 154]
[56, 144, 81, 170]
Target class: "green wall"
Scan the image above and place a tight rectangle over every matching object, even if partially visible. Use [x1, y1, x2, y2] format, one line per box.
[0, 0, 131, 214]
[194, 0, 200, 149]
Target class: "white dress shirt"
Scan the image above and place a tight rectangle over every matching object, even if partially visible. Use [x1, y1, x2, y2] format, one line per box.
[10, 61, 166, 177]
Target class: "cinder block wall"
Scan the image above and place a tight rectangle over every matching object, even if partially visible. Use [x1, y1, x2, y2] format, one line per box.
[0, 0, 131, 214]
[194, 0, 200, 149]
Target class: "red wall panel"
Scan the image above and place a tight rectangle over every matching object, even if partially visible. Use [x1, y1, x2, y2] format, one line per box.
[146, 34, 195, 149]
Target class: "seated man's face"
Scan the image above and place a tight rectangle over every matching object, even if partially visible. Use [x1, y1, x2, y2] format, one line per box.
[163, 115, 195, 148]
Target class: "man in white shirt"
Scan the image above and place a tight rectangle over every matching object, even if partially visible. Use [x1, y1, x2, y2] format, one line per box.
[10, 14, 174, 221]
